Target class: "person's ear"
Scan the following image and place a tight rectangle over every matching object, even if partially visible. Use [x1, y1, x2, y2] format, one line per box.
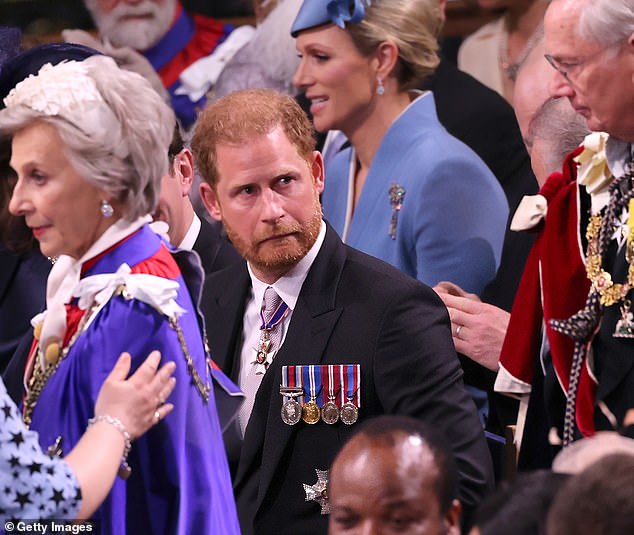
[374, 40, 399, 82]
[199, 182, 222, 221]
[171, 148, 195, 197]
[311, 151, 325, 194]
[444, 499, 462, 535]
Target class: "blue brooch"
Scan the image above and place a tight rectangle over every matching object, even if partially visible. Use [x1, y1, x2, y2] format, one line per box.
[326, 0, 372, 29]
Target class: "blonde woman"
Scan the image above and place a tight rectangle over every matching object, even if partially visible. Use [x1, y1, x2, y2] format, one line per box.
[292, 0, 508, 296]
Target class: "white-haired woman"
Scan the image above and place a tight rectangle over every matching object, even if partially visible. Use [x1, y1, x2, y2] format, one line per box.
[2, 56, 240, 534]
[292, 0, 508, 296]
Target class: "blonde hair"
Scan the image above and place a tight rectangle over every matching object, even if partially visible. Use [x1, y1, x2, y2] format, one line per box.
[346, 0, 441, 90]
[192, 89, 316, 188]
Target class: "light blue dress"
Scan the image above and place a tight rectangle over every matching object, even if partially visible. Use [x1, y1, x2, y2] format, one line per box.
[323, 92, 508, 295]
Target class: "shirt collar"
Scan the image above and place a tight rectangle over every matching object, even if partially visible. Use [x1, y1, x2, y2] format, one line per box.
[178, 212, 201, 250]
[247, 220, 326, 311]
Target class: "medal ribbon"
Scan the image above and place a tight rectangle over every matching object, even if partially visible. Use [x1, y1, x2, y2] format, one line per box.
[281, 365, 292, 398]
[320, 365, 340, 402]
[282, 365, 304, 400]
[342, 364, 361, 407]
[259, 299, 289, 332]
[302, 365, 323, 405]
[339, 366, 346, 406]
[294, 365, 303, 402]
[354, 364, 361, 407]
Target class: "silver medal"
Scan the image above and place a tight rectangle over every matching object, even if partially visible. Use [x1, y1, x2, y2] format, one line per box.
[281, 399, 302, 425]
[279, 385, 304, 425]
[321, 401, 340, 424]
[340, 401, 359, 425]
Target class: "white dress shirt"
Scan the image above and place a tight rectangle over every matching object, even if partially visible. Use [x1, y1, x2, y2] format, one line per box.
[237, 221, 327, 434]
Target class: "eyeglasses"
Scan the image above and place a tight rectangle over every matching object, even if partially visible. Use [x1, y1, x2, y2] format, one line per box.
[544, 42, 621, 81]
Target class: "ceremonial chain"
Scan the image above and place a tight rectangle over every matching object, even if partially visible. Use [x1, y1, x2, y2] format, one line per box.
[23, 302, 99, 427]
[168, 316, 211, 403]
[551, 163, 634, 445]
[24, 284, 212, 429]
[585, 212, 634, 307]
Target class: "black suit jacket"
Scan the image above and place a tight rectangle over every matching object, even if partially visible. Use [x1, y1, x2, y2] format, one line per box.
[192, 217, 242, 275]
[201, 224, 493, 535]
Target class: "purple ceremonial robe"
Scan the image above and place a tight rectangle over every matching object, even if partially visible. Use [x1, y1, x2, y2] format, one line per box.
[27, 225, 240, 534]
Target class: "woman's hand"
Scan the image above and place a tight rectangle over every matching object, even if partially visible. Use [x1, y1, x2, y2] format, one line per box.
[95, 351, 176, 440]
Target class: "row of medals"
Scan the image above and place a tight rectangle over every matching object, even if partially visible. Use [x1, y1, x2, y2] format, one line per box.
[279, 386, 358, 426]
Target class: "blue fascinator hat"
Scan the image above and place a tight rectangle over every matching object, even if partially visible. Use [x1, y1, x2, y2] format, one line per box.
[291, 0, 372, 37]
[0, 41, 102, 107]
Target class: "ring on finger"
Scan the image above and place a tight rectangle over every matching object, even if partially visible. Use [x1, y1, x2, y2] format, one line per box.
[154, 409, 161, 423]
[455, 325, 462, 338]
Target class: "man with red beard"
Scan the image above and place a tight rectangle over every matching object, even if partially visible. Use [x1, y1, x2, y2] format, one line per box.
[65, 0, 242, 129]
[192, 89, 493, 535]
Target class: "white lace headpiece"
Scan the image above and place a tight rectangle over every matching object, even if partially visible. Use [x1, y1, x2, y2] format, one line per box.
[3, 59, 128, 158]
[4, 61, 102, 113]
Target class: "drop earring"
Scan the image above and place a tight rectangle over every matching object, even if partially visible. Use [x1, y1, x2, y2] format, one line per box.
[376, 78, 385, 96]
[100, 199, 114, 218]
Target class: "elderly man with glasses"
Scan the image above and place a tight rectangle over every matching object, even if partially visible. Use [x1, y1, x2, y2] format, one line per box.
[515, 0, 634, 452]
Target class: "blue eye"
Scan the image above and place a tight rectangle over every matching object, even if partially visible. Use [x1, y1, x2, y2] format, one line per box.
[31, 171, 47, 184]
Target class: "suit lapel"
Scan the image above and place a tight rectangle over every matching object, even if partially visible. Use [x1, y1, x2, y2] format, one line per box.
[201, 262, 250, 376]
[234, 225, 347, 508]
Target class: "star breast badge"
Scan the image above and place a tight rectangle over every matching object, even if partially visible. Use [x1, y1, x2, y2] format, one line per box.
[303, 468, 330, 514]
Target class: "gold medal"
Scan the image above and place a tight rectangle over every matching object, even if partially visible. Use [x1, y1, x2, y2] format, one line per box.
[302, 399, 320, 424]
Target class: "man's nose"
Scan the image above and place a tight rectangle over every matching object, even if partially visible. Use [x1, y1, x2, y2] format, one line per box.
[548, 69, 574, 99]
[259, 189, 285, 223]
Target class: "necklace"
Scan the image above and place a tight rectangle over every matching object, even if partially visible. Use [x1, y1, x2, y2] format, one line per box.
[498, 20, 543, 81]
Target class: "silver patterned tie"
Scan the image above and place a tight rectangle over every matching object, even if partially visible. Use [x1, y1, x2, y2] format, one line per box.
[238, 287, 287, 436]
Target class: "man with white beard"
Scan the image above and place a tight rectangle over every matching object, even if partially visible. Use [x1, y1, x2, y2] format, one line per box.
[64, 0, 249, 129]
